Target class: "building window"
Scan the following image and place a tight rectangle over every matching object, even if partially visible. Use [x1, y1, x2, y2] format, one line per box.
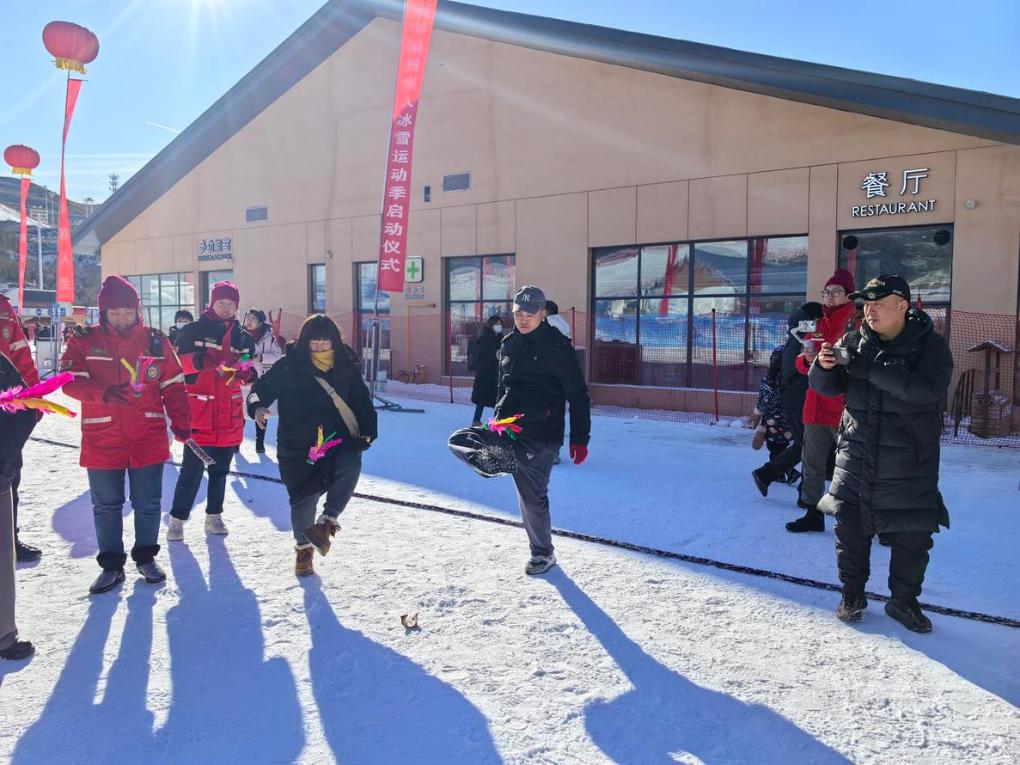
[592, 236, 807, 391]
[308, 264, 326, 313]
[445, 254, 515, 376]
[125, 272, 196, 332]
[354, 262, 390, 377]
[839, 224, 953, 336]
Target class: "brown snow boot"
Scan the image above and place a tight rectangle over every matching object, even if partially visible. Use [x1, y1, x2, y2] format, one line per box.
[295, 544, 315, 577]
[303, 514, 340, 557]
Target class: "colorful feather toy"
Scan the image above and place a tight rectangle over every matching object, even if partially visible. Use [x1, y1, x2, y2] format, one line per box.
[120, 356, 155, 393]
[0, 371, 77, 418]
[218, 354, 255, 386]
[307, 426, 343, 464]
[486, 413, 524, 439]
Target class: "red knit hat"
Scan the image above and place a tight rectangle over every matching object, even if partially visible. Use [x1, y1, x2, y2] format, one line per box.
[825, 268, 856, 294]
[209, 280, 240, 307]
[97, 275, 140, 311]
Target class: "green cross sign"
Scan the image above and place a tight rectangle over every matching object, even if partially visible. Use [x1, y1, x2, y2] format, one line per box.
[405, 257, 424, 283]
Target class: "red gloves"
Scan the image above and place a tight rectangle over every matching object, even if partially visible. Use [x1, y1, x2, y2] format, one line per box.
[197, 349, 228, 370]
[102, 383, 133, 405]
[569, 444, 588, 465]
[170, 425, 192, 443]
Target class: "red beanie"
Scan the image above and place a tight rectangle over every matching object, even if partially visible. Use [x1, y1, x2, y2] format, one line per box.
[825, 268, 856, 294]
[209, 280, 240, 307]
[97, 275, 140, 312]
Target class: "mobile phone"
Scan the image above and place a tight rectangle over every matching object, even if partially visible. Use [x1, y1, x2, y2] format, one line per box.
[832, 347, 851, 366]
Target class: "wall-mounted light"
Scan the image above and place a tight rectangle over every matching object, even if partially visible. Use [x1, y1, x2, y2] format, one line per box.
[963, 199, 978, 210]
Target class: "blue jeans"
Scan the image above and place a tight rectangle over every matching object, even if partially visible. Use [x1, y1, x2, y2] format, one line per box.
[170, 445, 235, 520]
[88, 463, 164, 571]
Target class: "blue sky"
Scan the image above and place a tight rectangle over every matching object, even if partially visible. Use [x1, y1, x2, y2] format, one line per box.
[3, 0, 1017, 203]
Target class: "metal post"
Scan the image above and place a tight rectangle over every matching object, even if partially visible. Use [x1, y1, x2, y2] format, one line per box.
[37, 221, 43, 289]
[711, 308, 720, 422]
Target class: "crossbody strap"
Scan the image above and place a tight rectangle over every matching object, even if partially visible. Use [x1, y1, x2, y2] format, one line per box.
[314, 376, 361, 439]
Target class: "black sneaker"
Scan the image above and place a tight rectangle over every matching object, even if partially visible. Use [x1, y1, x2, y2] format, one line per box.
[15, 538, 42, 563]
[836, 591, 868, 622]
[751, 469, 769, 498]
[255, 445, 266, 454]
[885, 598, 932, 633]
[0, 640, 35, 661]
[784, 468, 802, 486]
[786, 510, 824, 533]
[89, 569, 126, 595]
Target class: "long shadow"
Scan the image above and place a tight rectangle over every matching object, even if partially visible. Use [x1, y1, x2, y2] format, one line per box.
[302, 578, 501, 763]
[547, 568, 850, 764]
[14, 590, 159, 763]
[231, 448, 291, 532]
[155, 537, 304, 761]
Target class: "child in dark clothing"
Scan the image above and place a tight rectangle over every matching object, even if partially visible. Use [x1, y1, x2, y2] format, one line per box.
[750, 347, 799, 484]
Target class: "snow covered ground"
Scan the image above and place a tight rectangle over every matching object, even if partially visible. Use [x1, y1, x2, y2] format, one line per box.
[1, 394, 1018, 763]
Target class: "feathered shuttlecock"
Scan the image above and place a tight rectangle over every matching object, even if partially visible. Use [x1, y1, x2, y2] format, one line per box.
[0, 371, 77, 417]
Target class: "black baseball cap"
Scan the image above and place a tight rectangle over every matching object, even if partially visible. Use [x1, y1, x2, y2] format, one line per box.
[512, 285, 546, 315]
[849, 274, 911, 303]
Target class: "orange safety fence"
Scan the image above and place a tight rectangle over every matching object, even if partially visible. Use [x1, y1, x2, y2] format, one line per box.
[269, 307, 1019, 447]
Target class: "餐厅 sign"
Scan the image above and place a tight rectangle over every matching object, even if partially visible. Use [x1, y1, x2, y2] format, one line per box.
[852, 167, 937, 218]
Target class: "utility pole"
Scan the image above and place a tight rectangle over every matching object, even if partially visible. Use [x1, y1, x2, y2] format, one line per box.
[108, 173, 119, 193]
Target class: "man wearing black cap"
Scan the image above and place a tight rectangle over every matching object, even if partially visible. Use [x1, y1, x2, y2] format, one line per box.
[495, 286, 591, 575]
[810, 275, 953, 633]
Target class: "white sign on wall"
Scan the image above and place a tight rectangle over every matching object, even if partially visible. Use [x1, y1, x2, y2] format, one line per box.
[852, 168, 937, 218]
[198, 237, 233, 262]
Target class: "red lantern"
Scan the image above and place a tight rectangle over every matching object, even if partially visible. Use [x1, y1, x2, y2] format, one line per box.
[4, 145, 40, 176]
[43, 21, 99, 74]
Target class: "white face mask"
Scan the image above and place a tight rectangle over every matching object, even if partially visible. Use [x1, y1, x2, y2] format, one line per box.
[492, 323, 503, 334]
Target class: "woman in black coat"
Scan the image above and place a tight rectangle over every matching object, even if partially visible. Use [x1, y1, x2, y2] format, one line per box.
[470, 316, 503, 426]
[247, 315, 377, 577]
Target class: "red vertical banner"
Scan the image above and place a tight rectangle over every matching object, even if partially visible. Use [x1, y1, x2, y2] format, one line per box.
[377, 0, 438, 295]
[56, 76, 83, 304]
[17, 177, 30, 313]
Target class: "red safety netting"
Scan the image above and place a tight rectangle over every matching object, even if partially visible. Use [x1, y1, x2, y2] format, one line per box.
[268, 307, 1019, 446]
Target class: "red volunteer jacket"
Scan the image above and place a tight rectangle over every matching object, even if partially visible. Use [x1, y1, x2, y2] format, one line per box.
[175, 311, 256, 448]
[0, 294, 40, 386]
[794, 301, 859, 427]
[61, 323, 190, 470]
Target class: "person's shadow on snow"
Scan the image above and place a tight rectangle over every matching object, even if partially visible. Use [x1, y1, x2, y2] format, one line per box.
[547, 569, 851, 764]
[13, 588, 159, 762]
[155, 537, 304, 760]
[230, 449, 291, 532]
[301, 578, 501, 763]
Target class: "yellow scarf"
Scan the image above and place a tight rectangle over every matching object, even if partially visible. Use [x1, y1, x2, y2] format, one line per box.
[311, 349, 335, 372]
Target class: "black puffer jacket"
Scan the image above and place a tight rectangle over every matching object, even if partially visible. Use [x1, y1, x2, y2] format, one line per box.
[470, 327, 501, 407]
[810, 309, 953, 533]
[495, 321, 590, 446]
[0, 351, 35, 490]
[247, 343, 377, 500]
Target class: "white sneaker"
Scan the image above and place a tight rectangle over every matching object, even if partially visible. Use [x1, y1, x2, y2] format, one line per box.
[524, 553, 557, 576]
[166, 517, 185, 542]
[205, 514, 228, 535]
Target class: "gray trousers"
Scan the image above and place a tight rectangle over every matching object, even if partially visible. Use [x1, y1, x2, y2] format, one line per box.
[290, 450, 362, 544]
[801, 423, 838, 508]
[511, 440, 559, 557]
[0, 485, 18, 652]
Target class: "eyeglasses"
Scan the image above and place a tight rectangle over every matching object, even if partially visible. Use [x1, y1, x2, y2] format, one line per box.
[821, 288, 846, 298]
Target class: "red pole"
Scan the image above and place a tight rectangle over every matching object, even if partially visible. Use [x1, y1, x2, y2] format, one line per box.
[447, 311, 454, 404]
[711, 308, 720, 422]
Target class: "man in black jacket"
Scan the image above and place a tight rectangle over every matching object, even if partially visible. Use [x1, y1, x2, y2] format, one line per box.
[0, 351, 37, 660]
[811, 275, 953, 633]
[751, 302, 823, 495]
[496, 286, 591, 575]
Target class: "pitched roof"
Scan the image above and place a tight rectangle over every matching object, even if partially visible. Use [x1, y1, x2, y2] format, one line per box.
[75, 0, 1020, 247]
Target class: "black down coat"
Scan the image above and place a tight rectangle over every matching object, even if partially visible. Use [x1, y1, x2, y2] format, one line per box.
[0, 352, 35, 491]
[494, 321, 590, 446]
[811, 309, 953, 534]
[470, 326, 501, 408]
[247, 343, 377, 501]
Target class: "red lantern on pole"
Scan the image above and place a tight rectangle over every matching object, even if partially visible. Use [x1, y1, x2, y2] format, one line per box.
[4, 145, 41, 316]
[43, 20, 98, 306]
[42, 21, 99, 74]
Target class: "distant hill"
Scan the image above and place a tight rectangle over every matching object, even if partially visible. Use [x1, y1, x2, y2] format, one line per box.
[0, 177, 93, 222]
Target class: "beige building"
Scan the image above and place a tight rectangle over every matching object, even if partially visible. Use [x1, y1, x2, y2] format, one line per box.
[75, 0, 1020, 423]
